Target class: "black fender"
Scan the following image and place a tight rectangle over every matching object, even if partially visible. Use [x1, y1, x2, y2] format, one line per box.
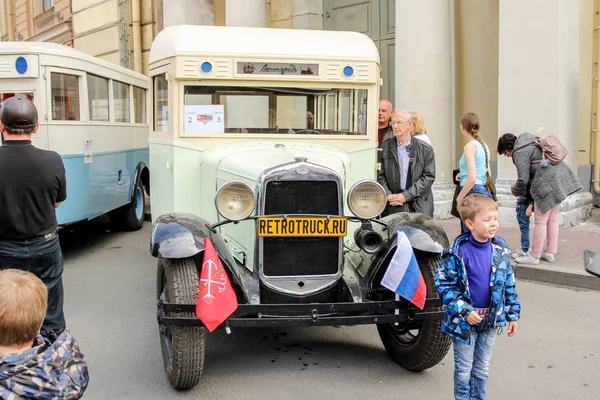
[151, 213, 251, 303]
[361, 212, 450, 289]
[131, 161, 150, 198]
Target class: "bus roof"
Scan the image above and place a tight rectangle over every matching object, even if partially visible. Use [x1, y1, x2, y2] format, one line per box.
[149, 25, 380, 65]
[0, 41, 147, 80]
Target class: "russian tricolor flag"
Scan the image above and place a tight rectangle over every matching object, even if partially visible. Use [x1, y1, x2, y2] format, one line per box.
[381, 232, 427, 310]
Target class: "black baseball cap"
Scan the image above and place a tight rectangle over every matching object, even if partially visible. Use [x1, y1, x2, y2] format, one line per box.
[0, 96, 38, 130]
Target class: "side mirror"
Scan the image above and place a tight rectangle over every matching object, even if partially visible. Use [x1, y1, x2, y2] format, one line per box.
[584, 250, 600, 277]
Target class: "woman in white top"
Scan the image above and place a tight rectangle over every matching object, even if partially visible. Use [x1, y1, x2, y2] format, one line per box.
[410, 111, 432, 146]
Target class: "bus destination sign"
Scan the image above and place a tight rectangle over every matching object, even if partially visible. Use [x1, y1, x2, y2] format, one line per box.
[237, 62, 319, 76]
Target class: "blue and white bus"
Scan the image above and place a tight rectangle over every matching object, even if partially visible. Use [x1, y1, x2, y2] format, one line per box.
[0, 42, 150, 230]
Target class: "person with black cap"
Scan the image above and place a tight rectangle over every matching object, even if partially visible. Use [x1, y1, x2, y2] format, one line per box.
[0, 96, 67, 340]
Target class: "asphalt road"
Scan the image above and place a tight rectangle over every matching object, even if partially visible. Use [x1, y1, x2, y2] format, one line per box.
[59, 220, 600, 400]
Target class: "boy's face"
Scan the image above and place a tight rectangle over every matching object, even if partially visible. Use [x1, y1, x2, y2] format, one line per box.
[466, 207, 499, 242]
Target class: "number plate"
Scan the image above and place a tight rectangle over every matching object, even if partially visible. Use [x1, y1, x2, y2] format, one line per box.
[257, 217, 348, 237]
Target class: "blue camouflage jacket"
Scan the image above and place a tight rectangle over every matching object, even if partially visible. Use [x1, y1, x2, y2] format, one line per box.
[435, 233, 521, 344]
[0, 329, 89, 399]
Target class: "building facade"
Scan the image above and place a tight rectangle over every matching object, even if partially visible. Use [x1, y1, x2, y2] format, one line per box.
[0, 0, 73, 44]
[2, 0, 598, 225]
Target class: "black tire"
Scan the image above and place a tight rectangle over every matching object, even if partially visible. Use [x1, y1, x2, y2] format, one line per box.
[377, 251, 451, 371]
[157, 258, 206, 390]
[109, 178, 145, 231]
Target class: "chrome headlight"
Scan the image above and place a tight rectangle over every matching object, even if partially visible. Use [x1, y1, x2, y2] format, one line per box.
[347, 180, 387, 219]
[215, 181, 256, 221]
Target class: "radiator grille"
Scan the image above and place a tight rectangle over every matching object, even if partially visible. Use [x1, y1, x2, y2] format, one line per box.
[262, 180, 340, 276]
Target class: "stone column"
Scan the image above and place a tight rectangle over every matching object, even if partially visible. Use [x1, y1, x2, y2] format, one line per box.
[497, 0, 592, 227]
[226, 0, 266, 27]
[162, 0, 215, 27]
[395, 0, 455, 219]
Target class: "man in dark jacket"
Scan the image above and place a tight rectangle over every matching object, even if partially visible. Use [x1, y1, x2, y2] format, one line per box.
[377, 109, 436, 216]
[0, 96, 67, 338]
[378, 100, 394, 148]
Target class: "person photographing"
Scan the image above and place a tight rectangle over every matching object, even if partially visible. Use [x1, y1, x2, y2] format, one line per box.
[0, 96, 67, 340]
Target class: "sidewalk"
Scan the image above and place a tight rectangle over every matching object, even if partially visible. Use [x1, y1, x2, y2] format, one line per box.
[437, 206, 600, 291]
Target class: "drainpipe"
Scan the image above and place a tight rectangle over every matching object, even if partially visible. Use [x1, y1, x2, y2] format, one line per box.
[7, 0, 16, 41]
[131, 0, 142, 73]
[594, 0, 600, 194]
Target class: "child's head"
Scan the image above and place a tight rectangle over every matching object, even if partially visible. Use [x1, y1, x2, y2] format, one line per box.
[459, 194, 499, 241]
[0, 269, 47, 348]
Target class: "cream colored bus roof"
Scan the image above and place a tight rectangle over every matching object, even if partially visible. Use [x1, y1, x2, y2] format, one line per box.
[149, 25, 380, 65]
[0, 41, 148, 81]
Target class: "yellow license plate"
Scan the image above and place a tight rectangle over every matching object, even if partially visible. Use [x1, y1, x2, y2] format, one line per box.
[257, 217, 348, 237]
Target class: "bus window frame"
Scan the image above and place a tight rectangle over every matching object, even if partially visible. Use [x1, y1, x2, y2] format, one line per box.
[46, 66, 86, 123]
[177, 81, 373, 139]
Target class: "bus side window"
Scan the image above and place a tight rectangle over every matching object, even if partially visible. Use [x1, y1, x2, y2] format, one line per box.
[51, 73, 80, 121]
[133, 87, 146, 124]
[88, 74, 109, 121]
[113, 81, 131, 123]
[154, 74, 168, 132]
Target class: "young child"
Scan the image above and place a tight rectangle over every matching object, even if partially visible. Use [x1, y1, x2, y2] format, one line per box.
[0, 269, 89, 399]
[435, 194, 521, 400]
[512, 187, 534, 259]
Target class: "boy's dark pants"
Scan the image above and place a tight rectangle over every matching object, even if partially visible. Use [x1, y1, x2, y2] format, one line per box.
[0, 232, 66, 335]
[516, 199, 532, 252]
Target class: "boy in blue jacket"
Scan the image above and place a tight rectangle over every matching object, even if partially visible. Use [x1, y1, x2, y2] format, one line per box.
[436, 194, 521, 400]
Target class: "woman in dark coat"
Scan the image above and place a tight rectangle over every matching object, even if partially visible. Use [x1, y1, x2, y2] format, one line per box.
[497, 132, 582, 265]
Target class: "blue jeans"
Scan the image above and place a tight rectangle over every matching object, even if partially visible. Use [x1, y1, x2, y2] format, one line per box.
[0, 232, 65, 334]
[516, 199, 532, 252]
[460, 185, 492, 233]
[452, 324, 497, 400]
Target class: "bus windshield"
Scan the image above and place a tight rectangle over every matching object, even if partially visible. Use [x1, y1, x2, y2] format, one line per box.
[182, 85, 368, 136]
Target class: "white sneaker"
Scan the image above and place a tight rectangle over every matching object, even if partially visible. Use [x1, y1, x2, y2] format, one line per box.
[540, 252, 555, 263]
[512, 249, 527, 259]
[515, 254, 539, 265]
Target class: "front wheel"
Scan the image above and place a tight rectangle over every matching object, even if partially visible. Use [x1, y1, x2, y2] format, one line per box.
[157, 258, 206, 390]
[377, 250, 451, 371]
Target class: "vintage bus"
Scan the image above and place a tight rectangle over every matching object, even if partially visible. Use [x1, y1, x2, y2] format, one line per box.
[0, 42, 150, 230]
[147, 25, 450, 390]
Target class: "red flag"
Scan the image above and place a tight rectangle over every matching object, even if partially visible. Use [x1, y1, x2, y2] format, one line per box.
[196, 237, 238, 332]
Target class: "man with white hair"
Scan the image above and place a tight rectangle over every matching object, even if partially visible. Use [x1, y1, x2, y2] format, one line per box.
[377, 109, 436, 216]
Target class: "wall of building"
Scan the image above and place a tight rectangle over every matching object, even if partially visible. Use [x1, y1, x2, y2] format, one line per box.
[1, 0, 8, 40]
[72, 0, 121, 65]
[454, 0, 499, 176]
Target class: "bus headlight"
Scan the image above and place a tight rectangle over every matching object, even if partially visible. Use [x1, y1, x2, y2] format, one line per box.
[215, 181, 256, 221]
[347, 180, 387, 219]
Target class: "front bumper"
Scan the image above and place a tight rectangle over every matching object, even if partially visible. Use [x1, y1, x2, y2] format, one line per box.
[157, 298, 444, 328]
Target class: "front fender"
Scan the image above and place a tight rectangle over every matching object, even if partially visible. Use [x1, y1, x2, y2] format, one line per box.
[150, 213, 211, 259]
[382, 212, 450, 253]
[151, 213, 254, 304]
[345, 212, 450, 293]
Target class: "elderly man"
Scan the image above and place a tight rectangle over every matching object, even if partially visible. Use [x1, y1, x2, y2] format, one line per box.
[377, 109, 436, 216]
[378, 100, 394, 148]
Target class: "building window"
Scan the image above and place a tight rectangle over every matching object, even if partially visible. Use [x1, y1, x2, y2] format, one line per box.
[113, 80, 130, 123]
[41, 0, 54, 12]
[154, 74, 168, 132]
[51, 73, 80, 121]
[133, 86, 146, 124]
[87, 74, 109, 121]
